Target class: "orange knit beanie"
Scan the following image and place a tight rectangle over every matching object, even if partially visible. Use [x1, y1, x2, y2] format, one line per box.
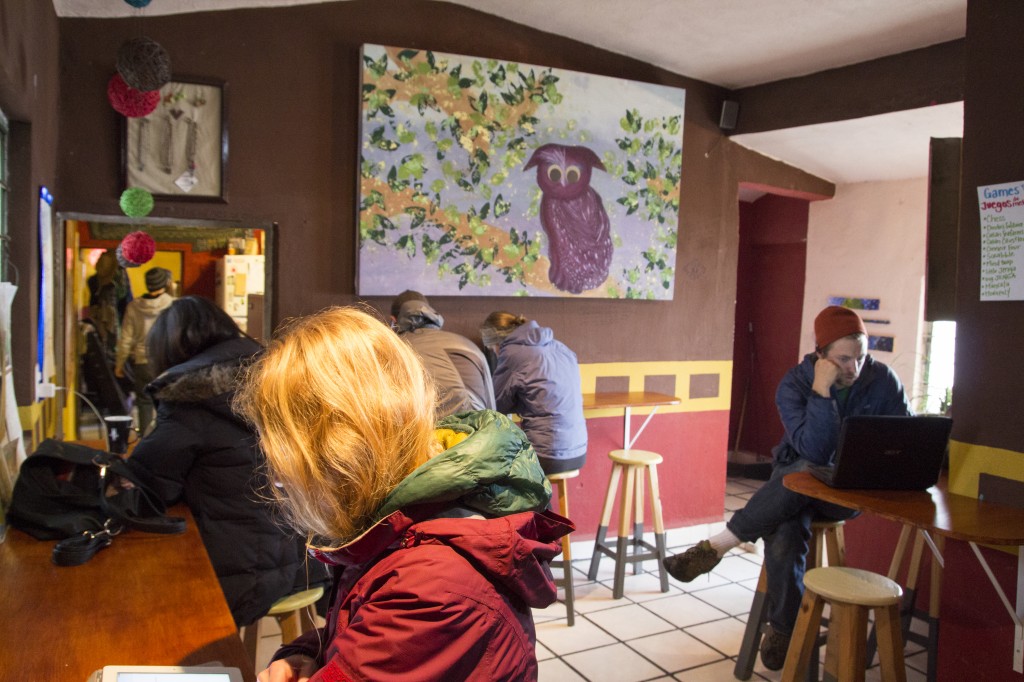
[814, 306, 867, 349]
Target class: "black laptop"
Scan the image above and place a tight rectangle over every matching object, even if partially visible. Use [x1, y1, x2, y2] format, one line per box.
[808, 415, 953, 490]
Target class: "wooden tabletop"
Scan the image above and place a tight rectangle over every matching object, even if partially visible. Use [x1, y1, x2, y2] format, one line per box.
[582, 391, 681, 411]
[784, 471, 1024, 546]
[0, 505, 255, 681]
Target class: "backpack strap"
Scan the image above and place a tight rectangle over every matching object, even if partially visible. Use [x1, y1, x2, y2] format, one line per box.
[96, 454, 186, 535]
[52, 521, 120, 566]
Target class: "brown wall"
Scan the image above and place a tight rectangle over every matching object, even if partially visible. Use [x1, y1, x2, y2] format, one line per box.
[733, 39, 965, 135]
[956, 0, 1024, 453]
[54, 0, 825, 366]
[0, 0, 60, 401]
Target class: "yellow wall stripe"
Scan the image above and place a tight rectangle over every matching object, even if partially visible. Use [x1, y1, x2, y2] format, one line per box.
[949, 439, 1024, 498]
[579, 360, 733, 417]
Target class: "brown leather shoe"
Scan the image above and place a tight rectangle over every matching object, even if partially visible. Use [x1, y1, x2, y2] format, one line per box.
[662, 540, 721, 582]
[759, 624, 792, 671]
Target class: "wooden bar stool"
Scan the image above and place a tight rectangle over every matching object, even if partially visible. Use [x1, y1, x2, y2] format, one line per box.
[735, 519, 846, 680]
[866, 524, 940, 680]
[587, 449, 669, 599]
[241, 586, 324, 666]
[547, 469, 579, 625]
[783, 566, 906, 682]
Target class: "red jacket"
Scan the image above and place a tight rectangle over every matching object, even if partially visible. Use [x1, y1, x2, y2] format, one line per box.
[274, 505, 573, 681]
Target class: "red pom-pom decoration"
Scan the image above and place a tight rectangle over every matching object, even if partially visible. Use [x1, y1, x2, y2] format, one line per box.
[107, 73, 160, 118]
[117, 231, 156, 268]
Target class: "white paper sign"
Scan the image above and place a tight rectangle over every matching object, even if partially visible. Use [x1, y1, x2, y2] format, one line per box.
[977, 180, 1024, 301]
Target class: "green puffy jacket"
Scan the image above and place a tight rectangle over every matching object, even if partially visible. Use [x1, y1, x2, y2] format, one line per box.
[374, 409, 551, 523]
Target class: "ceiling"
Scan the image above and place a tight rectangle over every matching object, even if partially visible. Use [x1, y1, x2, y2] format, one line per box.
[53, 0, 967, 190]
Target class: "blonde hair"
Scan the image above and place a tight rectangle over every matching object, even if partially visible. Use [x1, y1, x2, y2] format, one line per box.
[234, 306, 437, 547]
[482, 311, 526, 331]
[480, 311, 527, 349]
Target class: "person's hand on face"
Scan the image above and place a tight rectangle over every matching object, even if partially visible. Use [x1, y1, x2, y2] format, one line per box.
[813, 337, 867, 397]
[812, 356, 842, 397]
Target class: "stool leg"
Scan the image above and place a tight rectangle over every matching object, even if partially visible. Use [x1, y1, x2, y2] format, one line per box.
[829, 603, 868, 682]
[734, 564, 769, 680]
[613, 465, 637, 599]
[555, 478, 575, 626]
[925, 535, 943, 682]
[875, 602, 908, 682]
[646, 462, 669, 592]
[632, 466, 645, 574]
[240, 620, 261, 668]
[868, 524, 917, 666]
[827, 524, 846, 566]
[588, 463, 624, 580]
[781, 589, 826, 682]
[279, 610, 304, 645]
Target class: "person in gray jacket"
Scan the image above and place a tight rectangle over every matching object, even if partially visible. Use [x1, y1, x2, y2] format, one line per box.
[481, 312, 587, 475]
[390, 290, 495, 418]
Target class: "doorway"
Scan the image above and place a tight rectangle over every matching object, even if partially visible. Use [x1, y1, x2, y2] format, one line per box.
[59, 213, 275, 439]
[728, 192, 810, 474]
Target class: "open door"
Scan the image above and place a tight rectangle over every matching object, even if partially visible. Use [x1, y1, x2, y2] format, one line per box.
[60, 213, 275, 439]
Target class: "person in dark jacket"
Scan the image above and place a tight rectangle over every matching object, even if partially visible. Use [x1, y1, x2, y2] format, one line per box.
[480, 311, 588, 475]
[126, 296, 320, 627]
[662, 305, 912, 670]
[390, 290, 496, 418]
[234, 307, 572, 682]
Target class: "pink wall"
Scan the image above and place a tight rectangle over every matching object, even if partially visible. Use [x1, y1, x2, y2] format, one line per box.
[803, 179, 929, 398]
[560, 411, 729, 542]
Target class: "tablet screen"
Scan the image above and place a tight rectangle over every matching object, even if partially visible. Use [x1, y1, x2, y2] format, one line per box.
[116, 671, 234, 675]
[98, 667, 242, 682]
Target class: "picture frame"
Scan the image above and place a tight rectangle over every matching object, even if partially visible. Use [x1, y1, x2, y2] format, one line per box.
[122, 78, 228, 202]
[355, 45, 685, 299]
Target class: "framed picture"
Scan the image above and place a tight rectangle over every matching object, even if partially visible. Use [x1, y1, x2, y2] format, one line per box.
[122, 78, 228, 201]
[356, 45, 685, 299]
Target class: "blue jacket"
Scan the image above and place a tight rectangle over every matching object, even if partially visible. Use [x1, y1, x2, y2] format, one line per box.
[493, 321, 587, 466]
[773, 352, 912, 466]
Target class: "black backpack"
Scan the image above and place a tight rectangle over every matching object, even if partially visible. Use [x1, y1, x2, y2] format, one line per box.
[7, 439, 185, 565]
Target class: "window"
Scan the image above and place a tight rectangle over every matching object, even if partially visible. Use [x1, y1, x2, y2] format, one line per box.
[922, 320, 956, 415]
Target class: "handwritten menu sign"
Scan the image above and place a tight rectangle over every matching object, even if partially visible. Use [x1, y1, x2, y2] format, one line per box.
[978, 180, 1024, 301]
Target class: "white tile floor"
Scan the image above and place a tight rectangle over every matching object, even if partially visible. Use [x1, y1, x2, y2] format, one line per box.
[252, 476, 932, 681]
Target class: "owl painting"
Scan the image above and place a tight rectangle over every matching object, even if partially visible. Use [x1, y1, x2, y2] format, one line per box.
[524, 144, 613, 294]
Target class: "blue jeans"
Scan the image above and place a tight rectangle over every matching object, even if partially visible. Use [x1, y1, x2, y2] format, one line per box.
[726, 458, 857, 634]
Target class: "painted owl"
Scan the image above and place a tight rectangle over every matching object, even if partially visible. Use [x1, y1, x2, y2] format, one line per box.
[524, 143, 613, 294]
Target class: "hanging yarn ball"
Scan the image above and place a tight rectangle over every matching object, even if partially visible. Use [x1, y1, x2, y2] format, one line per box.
[107, 73, 160, 118]
[119, 188, 155, 220]
[116, 37, 172, 92]
[123, 0, 153, 7]
[116, 228, 157, 268]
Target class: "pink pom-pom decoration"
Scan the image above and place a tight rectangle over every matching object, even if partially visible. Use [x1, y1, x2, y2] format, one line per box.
[117, 231, 156, 268]
[107, 73, 160, 118]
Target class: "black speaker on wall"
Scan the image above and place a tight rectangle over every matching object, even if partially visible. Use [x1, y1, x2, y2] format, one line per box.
[719, 100, 739, 131]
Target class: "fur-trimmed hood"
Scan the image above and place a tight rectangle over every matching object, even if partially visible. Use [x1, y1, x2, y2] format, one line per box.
[148, 336, 262, 409]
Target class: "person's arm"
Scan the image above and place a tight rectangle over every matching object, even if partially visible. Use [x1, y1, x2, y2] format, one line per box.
[448, 343, 496, 411]
[114, 306, 138, 375]
[491, 352, 520, 415]
[125, 412, 202, 503]
[879, 363, 914, 416]
[261, 628, 324, 682]
[776, 366, 841, 466]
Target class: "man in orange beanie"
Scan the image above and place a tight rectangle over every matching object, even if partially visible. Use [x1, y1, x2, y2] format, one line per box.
[663, 305, 911, 670]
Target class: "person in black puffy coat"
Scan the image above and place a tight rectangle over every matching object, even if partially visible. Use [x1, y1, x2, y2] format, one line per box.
[127, 296, 324, 627]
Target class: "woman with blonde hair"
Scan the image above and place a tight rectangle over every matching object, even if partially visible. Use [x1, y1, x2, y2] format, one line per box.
[235, 306, 572, 682]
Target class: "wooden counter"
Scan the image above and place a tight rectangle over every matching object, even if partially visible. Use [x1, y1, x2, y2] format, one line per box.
[0, 504, 255, 681]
